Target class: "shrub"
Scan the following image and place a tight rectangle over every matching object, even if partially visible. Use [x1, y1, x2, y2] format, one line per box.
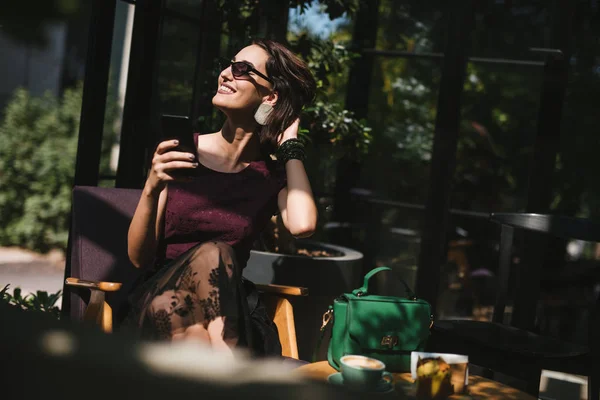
[0, 84, 116, 253]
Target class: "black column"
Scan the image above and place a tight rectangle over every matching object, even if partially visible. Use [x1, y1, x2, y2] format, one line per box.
[64, 0, 116, 316]
[415, 1, 474, 313]
[344, 0, 380, 119]
[116, 0, 164, 189]
[73, 0, 117, 187]
[512, 0, 574, 331]
[332, 0, 380, 245]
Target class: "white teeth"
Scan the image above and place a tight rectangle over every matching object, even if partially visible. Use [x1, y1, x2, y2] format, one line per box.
[219, 85, 234, 93]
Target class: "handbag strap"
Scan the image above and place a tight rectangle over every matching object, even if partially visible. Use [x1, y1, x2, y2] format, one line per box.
[311, 306, 333, 362]
[351, 266, 417, 299]
[238, 277, 254, 350]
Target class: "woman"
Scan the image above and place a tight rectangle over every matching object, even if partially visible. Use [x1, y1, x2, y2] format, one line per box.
[124, 39, 317, 357]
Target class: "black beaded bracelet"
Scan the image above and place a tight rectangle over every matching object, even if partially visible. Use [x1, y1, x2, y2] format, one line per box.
[276, 138, 306, 164]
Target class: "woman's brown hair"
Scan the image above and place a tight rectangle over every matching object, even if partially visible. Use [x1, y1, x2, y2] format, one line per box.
[252, 38, 316, 155]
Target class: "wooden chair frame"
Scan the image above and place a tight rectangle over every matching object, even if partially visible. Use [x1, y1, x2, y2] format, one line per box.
[65, 278, 308, 359]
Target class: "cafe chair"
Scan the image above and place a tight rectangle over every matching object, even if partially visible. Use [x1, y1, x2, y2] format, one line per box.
[62, 185, 308, 360]
[430, 212, 599, 398]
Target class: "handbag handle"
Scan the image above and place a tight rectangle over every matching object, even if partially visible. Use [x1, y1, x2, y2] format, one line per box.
[351, 266, 417, 299]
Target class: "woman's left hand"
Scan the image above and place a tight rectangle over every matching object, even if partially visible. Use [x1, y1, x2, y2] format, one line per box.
[277, 118, 300, 146]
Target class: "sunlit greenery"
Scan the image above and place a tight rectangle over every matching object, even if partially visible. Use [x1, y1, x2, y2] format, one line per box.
[0, 84, 117, 252]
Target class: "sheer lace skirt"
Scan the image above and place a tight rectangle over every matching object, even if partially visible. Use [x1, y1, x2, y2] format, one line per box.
[125, 241, 242, 345]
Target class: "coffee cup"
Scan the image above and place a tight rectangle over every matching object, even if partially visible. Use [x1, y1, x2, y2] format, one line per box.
[340, 355, 393, 391]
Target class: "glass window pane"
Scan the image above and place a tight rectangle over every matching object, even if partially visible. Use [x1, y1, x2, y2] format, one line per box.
[322, 57, 442, 289]
[454, 61, 544, 213]
[376, 0, 445, 53]
[165, 0, 204, 19]
[361, 56, 442, 204]
[469, 1, 553, 60]
[157, 16, 199, 116]
[437, 62, 544, 320]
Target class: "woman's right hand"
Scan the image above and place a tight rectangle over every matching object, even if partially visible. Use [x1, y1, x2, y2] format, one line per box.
[145, 139, 198, 194]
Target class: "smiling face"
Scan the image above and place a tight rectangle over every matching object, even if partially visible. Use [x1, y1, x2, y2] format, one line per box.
[212, 45, 275, 119]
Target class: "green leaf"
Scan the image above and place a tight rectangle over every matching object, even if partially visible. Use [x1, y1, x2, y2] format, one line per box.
[0, 284, 9, 298]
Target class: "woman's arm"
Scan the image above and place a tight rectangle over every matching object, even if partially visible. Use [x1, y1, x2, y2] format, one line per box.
[127, 139, 198, 268]
[127, 186, 168, 269]
[277, 119, 318, 238]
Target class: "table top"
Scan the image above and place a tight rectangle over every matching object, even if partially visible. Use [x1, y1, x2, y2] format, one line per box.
[294, 361, 535, 400]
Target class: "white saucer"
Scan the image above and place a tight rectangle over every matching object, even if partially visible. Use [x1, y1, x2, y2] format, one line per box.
[327, 372, 395, 394]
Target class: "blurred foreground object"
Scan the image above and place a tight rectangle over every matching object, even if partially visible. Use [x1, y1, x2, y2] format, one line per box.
[415, 357, 454, 399]
[0, 302, 369, 400]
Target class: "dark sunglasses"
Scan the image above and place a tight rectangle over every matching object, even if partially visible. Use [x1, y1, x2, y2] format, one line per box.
[219, 58, 272, 83]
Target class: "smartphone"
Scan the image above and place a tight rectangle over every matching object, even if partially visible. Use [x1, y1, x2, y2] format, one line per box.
[160, 114, 198, 177]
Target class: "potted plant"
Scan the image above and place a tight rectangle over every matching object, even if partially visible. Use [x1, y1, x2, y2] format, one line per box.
[243, 36, 372, 361]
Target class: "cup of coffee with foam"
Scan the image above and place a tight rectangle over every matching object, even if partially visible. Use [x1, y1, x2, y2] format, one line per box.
[340, 355, 393, 391]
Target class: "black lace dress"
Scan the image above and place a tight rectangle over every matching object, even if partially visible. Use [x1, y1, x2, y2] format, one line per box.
[123, 136, 285, 355]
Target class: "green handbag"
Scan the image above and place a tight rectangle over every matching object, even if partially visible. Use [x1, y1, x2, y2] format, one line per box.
[318, 266, 433, 372]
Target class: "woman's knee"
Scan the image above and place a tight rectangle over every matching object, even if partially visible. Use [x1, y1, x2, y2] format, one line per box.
[148, 289, 199, 334]
[148, 291, 175, 316]
[147, 291, 176, 336]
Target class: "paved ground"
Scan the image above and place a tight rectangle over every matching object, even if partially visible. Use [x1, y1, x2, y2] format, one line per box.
[0, 247, 65, 298]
